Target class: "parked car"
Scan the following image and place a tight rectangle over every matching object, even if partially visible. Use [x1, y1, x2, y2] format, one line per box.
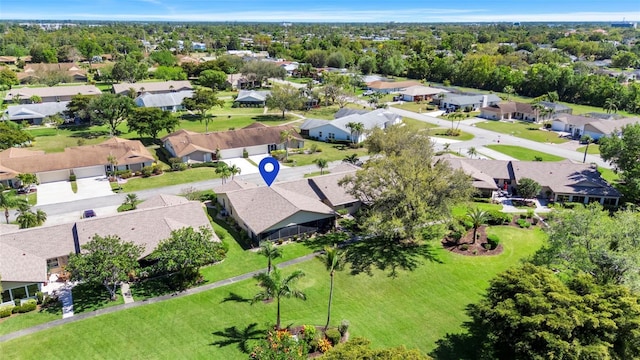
[17, 185, 37, 194]
[363, 90, 375, 96]
[83, 209, 96, 218]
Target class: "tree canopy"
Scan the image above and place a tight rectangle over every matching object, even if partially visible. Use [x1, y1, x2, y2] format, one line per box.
[128, 107, 180, 139]
[600, 123, 640, 202]
[88, 94, 135, 136]
[182, 87, 223, 133]
[66, 234, 143, 300]
[266, 84, 304, 118]
[198, 69, 228, 90]
[0, 121, 34, 150]
[516, 177, 541, 199]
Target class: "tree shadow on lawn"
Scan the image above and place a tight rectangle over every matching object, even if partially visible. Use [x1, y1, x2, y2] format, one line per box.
[221, 292, 253, 304]
[429, 306, 487, 360]
[210, 322, 265, 354]
[252, 114, 288, 122]
[71, 282, 119, 314]
[68, 130, 110, 139]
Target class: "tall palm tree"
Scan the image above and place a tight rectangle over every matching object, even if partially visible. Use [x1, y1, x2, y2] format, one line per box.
[581, 135, 593, 163]
[466, 208, 488, 244]
[319, 245, 346, 330]
[229, 164, 241, 180]
[252, 268, 306, 330]
[604, 98, 618, 114]
[503, 85, 515, 101]
[467, 147, 478, 159]
[315, 158, 328, 175]
[215, 163, 232, 184]
[346, 122, 365, 144]
[280, 130, 294, 161]
[0, 192, 26, 224]
[258, 241, 282, 275]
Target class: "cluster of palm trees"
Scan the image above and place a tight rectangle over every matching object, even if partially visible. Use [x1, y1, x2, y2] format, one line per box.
[0, 190, 46, 229]
[254, 241, 346, 331]
[345, 122, 364, 144]
[215, 163, 241, 184]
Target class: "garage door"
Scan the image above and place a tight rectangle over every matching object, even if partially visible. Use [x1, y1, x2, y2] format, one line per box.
[38, 170, 70, 183]
[73, 165, 105, 179]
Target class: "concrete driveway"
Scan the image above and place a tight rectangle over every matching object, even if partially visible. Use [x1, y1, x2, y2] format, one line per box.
[223, 158, 259, 175]
[248, 154, 290, 169]
[37, 176, 113, 206]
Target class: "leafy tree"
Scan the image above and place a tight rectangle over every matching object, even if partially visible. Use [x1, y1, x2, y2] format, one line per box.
[64, 94, 93, 123]
[327, 51, 346, 68]
[357, 55, 377, 75]
[153, 66, 186, 81]
[16, 173, 38, 187]
[149, 50, 177, 67]
[88, 94, 135, 136]
[340, 124, 474, 242]
[314, 158, 328, 175]
[266, 84, 304, 118]
[150, 226, 226, 288]
[182, 87, 223, 133]
[612, 51, 639, 69]
[466, 208, 488, 244]
[436, 264, 640, 360]
[502, 85, 515, 101]
[319, 245, 346, 330]
[305, 49, 327, 68]
[66, 234, 143, 300]
[0, 121, 33, 150]
[0, 191, 27, 224]
[198, 69, 228, 90]
[45, 114, 65, 133]
[325, 337, 429, 360]
[0, 67, 18, 89]
[600, 123, 640, 202]
[252, 268, 306, 330]
[516, 177, 541, 199]
[128, 107, 179, 139]
[112, 55, 148, 83]
[279, 129, 296, 160]
[533, 203, 640, 289]
[241, 60, 286, 87]
[77, 39, 103, 62]
[258, 241, 282, 275]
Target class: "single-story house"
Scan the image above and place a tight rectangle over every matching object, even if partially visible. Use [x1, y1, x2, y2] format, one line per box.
[0, 195, 218, 306]
[214, 163, 359, 242]
[0, 56, 17, 65]
[551, 114, 598, 138]
[162, 124, 303, 163]
[439, 155, 620, 205]
[400, 85, 448, 102]
[234, 90, 271, 107]
[480, 101, 537, 122]
[3, 101, 69, 125]
[299, 108, 402, 143]
[538, 101, 572, 116]
[112, 80, 193, 96]
[0, 137, 155, 187]
[134, 90, 193, 112]
[366, 80, 422, 94]
[17, 63, 87, 84]
[439, 93, 501, 111]
[4, 85, 102, 103]
[582, 117, 640, 140]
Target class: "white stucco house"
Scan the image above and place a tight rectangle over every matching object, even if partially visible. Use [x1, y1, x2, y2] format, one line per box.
[299, 108, 402, 143]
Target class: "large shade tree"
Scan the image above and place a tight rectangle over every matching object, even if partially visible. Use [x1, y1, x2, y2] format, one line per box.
[182, 87, 223, 133]
[88, 94, 135, 136]
[266, 84, 304, 118]
[600, 123, 640, 202]
[128, 107, 180, 140]
[66, 234, 143, 300]
[0, 122, 33, 150]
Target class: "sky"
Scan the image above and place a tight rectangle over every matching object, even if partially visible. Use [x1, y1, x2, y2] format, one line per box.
[1, 0, 639, 23]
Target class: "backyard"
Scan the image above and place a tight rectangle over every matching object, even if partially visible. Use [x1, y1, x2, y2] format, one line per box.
[0, 226, 546, 359]
[485, 145, 564, 161]
[474, 120, 568, 144]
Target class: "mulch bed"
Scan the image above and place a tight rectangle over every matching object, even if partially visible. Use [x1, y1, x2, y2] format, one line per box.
[442, 225, 504, 256]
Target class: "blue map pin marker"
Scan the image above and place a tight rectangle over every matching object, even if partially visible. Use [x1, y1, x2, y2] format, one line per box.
[259, 157, 280, 186]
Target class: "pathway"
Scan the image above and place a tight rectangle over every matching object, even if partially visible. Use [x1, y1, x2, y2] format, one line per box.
[58, 283, 75, 319]
[0, 252, 319, 343]
[121, 283, 134, 304]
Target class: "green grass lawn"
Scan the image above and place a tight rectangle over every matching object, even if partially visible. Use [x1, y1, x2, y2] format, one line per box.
[0, 306, 61, 337]
[0, 226, 545, 359]
[403, 118, 438, 130]
[598, 167, 620, 184]
[289, 140, 368, 167]
[474, 121, 568, 144]
[429, 128, 475, 141]
[452, 201, 504, 218]
[208, 100, 264, 115]
[577, 144, 600, 155]
[118, 168, 221, 192]
[485, 145, 565, 161]
[303, 171, 330, 178]
[293, 103, 365, 120]
[392, 102, 437, 113]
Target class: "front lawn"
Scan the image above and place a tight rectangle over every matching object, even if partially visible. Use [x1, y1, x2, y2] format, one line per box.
[392, 102, 437, 113]
[0, 226, 546, 358]
[577, 144, 600, 155]
[485, 145, 565, 161]
[474, 121, 568, 144]
[598, 167, 620, 184]
[429, 128, 475, 141]
[288, 140, 368, 167]
[119, 168, 221, 192]
[452, 201, 504, 218]
[403, 118, 438, 130]
[293, 103, 365, 120]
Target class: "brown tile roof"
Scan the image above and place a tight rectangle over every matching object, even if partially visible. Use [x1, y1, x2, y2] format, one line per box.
[4, 85, 101, 101]
[213, 179, 259, 194]
[112, 81, 193, 95]
[584, 117, 640, 135]
[482, 101, 534, 115]
[0, 138, 154, 175]
[553, 114, 598, 126]
[137, 194, 190, 209]
[163, 125, 302, 158]
[0, 198, 217, 283]
[367, 80, 422, 90]
[441, 157, 499, 191]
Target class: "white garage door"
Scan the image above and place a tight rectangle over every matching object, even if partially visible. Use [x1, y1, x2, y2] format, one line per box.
[73, 165, 105, 179]
[38, 170, 70, 183]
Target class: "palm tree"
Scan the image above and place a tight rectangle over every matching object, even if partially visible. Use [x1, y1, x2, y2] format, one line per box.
[34, 209, 47, 226]
[315, 158, 328, 175]
[252, 268, 306, 330]
[319, 245, 346, 330]
[215, 163, 232, 184]
[258, 241, 282, 275]
[124, 193, 139, 210]
[346, 122, 364, 144]
[581, 135, 593, 163]
[466, 208, 488, 244]
[503, 85, 515, 101]
[467, 147, 478, 159]
[229, 164, 241, 180]
[16, 210, 36, 229]
[0, 192, 26, 224]
[343, 153, 359, 164]
[604, 98, 618, 114]
[280, 130, 294, 161]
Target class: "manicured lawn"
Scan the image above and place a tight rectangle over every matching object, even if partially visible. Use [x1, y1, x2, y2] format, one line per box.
[118, 168, 221, 192]
[598, 167, 620, 184]
[0, 306, 61, 336]
[474, 121, 568, 144]
[288, 140, 368, 167]
[429, 128, 475, 141]
[208, 99, 264, 115]
[577, 144, 600, 155]
[0, 226, 546, 358]
[485, 145, 565, 161]
[293, 103, 365, 120]
[392, 102, 437, 113]
[403, 117, 438, 130]
[452, 201, 504, 218]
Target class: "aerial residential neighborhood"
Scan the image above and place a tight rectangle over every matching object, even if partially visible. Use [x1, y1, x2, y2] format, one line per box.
[1, 2, 640, 359]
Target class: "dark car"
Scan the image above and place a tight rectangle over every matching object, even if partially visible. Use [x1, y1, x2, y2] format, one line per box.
[83, 209, 96, 218]
[17, 185, 37, 194]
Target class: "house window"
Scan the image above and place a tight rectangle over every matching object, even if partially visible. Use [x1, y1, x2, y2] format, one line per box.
[603, 198, 617, 206]
[556, 195, 570, 202]
[1, 290, 11, 303]
[47, 258, 59, 270]
[11, 286, 27, 300]
[27, 284, 39, 297]
[319, 131, 323, 138]
[572, 196, 585, 204]
[328, 133, 335, 140]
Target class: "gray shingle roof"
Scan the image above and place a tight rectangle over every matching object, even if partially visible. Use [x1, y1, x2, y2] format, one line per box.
[134, 90, 193, 108]
[236, 90, 270, 102]
[4, 85, 101, 101]
[5, 101, 69, 120]
[300, 109, 401, 134]
[441, 93, 501, 106]
[112, 81, 193, 95]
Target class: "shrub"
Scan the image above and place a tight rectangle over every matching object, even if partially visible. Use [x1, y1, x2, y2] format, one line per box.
[318, 337, 332, 353]
[302, 325, 317, 342]
[484, 243, 492, 250]
[270, 149, 286, 160]
[169, 157, 183, 170]
[517, 219, 531, 228]
[141, 166, 154, 177]
[534, 156, 543, 161]
[115, 170, 132, 179]
[325, 328, 341, 346]
[13, 299, 37, 313]
[69, 174, 76, 181]
[35, 291, 44, 304]
[526, 209, 535, 218]
[242, 148, 248, 158]
[487, 234, 500, 249]
[190, 161, 218, 168]
[460, 244, 470, 251]
[309, 338, 320, 352]
[0, 307, 13, 318]
[309, 143, 318, 153]
[152, 164, 164, 175]
[487, 210, 511, 225]
[337, 209, 348, 216]
[338, 320, 350, 336]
